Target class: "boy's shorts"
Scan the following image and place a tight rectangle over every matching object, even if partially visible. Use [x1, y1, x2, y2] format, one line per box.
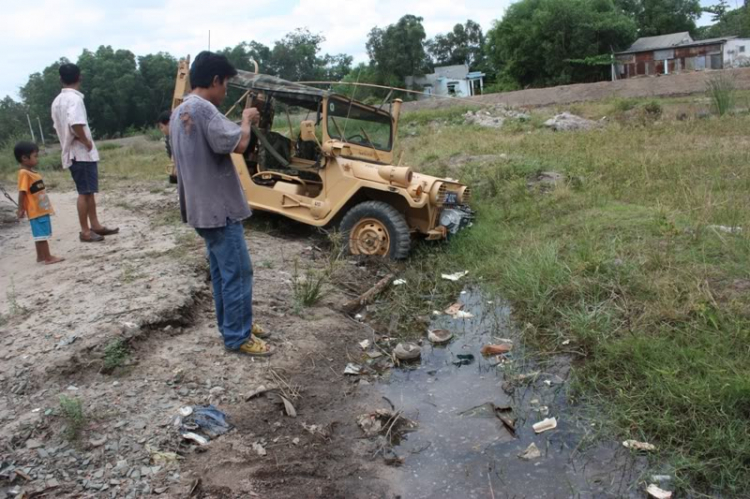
[30, 214, 52, 242]
[69, 161, 99, 194]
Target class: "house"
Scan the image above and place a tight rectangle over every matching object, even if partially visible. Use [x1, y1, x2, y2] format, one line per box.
[406, 64, 485, 99]
[613, 32, 750, 80]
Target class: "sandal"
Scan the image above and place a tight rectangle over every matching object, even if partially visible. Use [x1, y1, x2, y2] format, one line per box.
[251, 323, 271, 339]
[93, 226, 120, 236]
[236, 338, 274, 357]
[80, 232, 104, 242]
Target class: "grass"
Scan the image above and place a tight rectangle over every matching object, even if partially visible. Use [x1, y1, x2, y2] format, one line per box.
[393, 101, 750, 495]
[59, 395, 85, 441]
[291, 260, 325, 311]
[707, 72, 736, 117]
[103, 338, 130, 371]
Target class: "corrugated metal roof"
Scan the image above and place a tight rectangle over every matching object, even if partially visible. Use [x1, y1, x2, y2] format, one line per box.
[434, 65, 470, 79]
[617, 32, 739, 54]
[620, 32, 693, 53]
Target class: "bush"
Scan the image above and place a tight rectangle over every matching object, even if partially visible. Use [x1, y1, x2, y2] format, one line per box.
[706, 73, 736, 117]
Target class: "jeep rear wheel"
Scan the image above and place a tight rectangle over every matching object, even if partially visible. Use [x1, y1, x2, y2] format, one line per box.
[340, 201, 411, 259]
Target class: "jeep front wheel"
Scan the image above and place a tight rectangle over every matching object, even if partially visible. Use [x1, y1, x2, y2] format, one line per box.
[340, 201, 411, 259]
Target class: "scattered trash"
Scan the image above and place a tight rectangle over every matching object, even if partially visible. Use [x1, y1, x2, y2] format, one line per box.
[392, 278, 407, 286]
[181, 432, 209, 446]
[354, 313, 364, 321]
[518, 442, 541, 461]
[148, 447, 182, 465]
[177, 405, 232, 444]
[366, 350, 383, 359]
[452, 353, 475, 366]
[543, 380, 552, 386]
[292, 437, 300, 445]
[453, 311, 474, 319]
[279, 395, 297, 417]
[179, 407, 193, 417]
[359, 339, 371, 350]
[444, 302, 463, 316]
[301, 423, 327, 437]
[533, 417, 557, 434]
[622, 440, 656, 452]
[344, 363, 362, 375]
[432, 310, 441, 316]
[393, 343, 421, 361]
[427, 329, 453, 344]
[441, 270, 469, 282]
[646, 484, 673, 499]
[561, 339, 571, 346]
[252, 442, 267, 456]
[708, 225, 742, 234]
[480, 344, 512, 356]
[357, 409, 416, 438]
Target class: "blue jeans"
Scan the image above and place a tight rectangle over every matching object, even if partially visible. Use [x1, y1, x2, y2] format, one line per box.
[195, 221, 253, 350]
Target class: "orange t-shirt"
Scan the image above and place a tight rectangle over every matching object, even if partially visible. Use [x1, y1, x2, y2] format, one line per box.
[17, 169, 53, 219]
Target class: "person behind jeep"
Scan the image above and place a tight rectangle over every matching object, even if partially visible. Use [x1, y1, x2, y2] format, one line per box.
[169, 51, 272, 356]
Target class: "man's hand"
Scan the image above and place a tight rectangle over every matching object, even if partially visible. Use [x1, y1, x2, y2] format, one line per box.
[242, 108, 260, 126]
[72, 124, 94, 151]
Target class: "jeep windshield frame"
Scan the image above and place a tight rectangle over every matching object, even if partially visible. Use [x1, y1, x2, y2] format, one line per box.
[325, 96, 393, 152]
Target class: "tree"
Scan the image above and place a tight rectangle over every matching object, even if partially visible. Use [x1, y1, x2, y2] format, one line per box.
[138, 52, 178, 117]
[698, 5, 749, 39]
[615, 0, 703, 36]
[19, 58, 70, 136]
[367, 15, 432, 84]
[0, 97, 28, 144]
[427, 20, 485, 69]
[486, 0, 637, 88]
[270, 28, 325, 81]
[220, 41, 273, 73]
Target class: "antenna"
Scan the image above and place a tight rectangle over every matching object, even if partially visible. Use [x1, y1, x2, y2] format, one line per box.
[208, 30, 211, 51]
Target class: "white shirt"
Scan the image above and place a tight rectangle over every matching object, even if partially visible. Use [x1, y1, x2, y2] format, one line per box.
[51, 88, 99, 169]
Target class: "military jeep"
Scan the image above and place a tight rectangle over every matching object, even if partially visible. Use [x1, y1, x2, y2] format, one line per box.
[172, 59, 473, 259]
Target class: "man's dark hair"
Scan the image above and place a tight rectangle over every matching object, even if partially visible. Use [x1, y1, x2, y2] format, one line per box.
[59, 63, 81, 85]
[190, 51, 237, 88]
[157, 110, 172, 125]
[14, 141, 39, 163]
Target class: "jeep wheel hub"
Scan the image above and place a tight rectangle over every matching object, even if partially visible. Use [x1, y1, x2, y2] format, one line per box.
[350, 219, 390, 256]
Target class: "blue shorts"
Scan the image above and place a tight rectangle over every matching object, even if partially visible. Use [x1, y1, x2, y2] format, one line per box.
[69, 161, 99, 194]
[30, 214, 52, 242]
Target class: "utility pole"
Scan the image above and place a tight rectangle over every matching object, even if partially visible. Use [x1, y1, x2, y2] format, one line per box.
[36, 117, 46, 148]
[26, 114, 36, 142]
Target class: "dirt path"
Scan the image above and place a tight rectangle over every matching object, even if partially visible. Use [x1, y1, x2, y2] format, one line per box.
[0, 186, 391, 498]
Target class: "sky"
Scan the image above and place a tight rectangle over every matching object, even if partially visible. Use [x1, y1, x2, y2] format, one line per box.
[0, 0, 739, 101]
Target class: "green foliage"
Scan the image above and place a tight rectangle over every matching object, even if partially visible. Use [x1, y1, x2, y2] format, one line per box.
[59, 396, 85, 441]
[426, 20, 486, 69]
[615, 0, 703, 37]
[367, 15, 432, 84]
[707, 72, 736, 116]
[486, 0, 637, 88]
[292, 261, 325, 310]
[103, 338, 129, 371]
[699, 5, 749, 39]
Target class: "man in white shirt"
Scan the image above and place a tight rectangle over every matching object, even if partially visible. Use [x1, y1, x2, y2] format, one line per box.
[51, 63, 118, 242]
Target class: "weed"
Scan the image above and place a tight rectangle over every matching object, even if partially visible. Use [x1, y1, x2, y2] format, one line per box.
[103, 338, 130, 371]
[706, 73, 736, 116]
[6, 277, 28, 317]
[292, 260, 325, 311]
[59, 396, 85, 441]
[259, 260, 274, 269]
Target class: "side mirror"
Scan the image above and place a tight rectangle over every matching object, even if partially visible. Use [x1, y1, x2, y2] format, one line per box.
[299, 120, 317, 142]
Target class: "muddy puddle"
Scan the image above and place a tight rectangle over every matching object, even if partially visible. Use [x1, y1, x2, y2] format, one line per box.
[375, 289, 647, 499]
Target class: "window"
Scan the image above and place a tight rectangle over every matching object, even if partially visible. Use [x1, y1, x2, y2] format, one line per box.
[447, 83, 457, 96]
[327, 98, 392, 152]
[740, 46, 746, 53]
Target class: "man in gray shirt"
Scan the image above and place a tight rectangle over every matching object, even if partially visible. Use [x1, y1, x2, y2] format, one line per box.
[170, 51, 272, 356]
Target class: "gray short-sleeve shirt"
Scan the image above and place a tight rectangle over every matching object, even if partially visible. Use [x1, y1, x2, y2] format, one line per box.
[170, 94, 252, 228]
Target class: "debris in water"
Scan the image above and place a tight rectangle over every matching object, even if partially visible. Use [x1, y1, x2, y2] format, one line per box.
[444, 302, 463, 316]
[392, 278, 407, 286]
[344, 363, 362, 375]
[441, 270, 469, 281]
[452, 354, 475, 366]
[453, 311, 474, 319]
[427, 329, 453, 344]
[533, 417, 557, 434]
[480, 344, 512, 356]
[623, 440, 656, 452]
[646, 484, 672, 499]
[518, 442, 541, 461]
[357, 409, 413, 437]
[359, 339, 371, 349]
[394, 343, 421, 361]
[252, 442, 267, 456]
[493, 405, 517, 436]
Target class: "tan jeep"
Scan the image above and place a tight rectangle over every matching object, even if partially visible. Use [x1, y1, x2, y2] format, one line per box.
[172, 59, 473, 259]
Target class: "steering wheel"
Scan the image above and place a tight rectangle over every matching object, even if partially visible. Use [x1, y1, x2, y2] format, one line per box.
[252, 171, 308, 189]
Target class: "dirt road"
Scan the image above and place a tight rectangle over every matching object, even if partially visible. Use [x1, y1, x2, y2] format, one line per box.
[0, 186, 390, 498]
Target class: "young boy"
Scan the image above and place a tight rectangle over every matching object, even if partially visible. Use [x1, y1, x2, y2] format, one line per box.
[157, 111, 177, 184]
[15, 141, 64, 265]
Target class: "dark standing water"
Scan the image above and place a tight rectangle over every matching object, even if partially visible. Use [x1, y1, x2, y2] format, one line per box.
[377, 289, 647, 499]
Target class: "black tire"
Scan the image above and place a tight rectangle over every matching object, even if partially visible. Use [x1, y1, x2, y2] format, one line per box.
[340, 201, 411, 259]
